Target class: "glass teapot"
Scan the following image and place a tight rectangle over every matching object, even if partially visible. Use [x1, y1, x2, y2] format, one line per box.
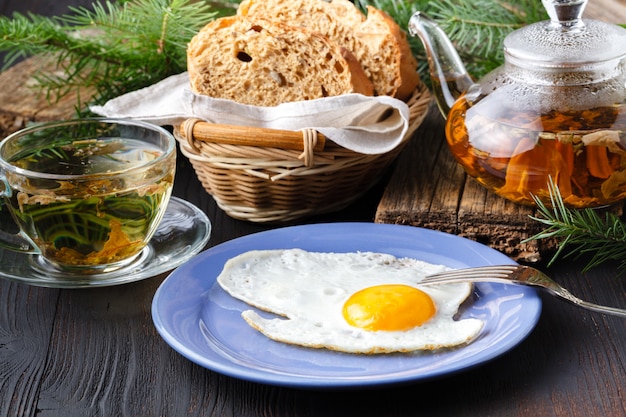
[408, 0, 626, 208]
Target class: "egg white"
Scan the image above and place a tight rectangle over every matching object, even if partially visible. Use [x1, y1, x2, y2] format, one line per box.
[217, 249, 484, 354]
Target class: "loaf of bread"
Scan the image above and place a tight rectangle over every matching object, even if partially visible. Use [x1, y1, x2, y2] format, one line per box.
[187, 16, 374, 106]
[237, 0, 420, 100]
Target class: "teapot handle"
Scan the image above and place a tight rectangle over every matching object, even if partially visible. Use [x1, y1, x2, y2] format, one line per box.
[0, 177, 39, 254]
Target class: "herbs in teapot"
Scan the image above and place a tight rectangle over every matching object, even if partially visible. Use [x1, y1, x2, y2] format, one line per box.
[447, 97, 626, 208]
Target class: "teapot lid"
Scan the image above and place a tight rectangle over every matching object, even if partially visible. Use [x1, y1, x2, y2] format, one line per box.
[504, 0, 626, 67]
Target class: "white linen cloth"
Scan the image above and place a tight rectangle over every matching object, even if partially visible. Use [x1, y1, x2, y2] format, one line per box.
[90, 72, 411, 155]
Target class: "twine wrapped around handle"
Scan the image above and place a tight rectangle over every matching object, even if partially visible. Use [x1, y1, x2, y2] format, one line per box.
[178, 119, 326, 152]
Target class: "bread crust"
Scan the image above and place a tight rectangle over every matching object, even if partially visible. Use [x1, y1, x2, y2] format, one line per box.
[237, 0, 420, 99]
[187, 16, 374, 106]
[363, 6, 420, 100]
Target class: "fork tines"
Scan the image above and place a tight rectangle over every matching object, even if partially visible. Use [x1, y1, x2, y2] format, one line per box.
[422, 265, 519, 284]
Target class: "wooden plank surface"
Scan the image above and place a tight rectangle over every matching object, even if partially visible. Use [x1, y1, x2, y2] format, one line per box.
[376, 2, 626, 262]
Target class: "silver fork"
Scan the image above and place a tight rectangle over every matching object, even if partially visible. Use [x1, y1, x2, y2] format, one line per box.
[422, 264, 626, 318]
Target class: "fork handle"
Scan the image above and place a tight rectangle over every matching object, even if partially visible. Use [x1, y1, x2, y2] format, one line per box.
[487, 280, 626, 318]
[540, 285, 626, 318]
[503, 282, 626, 318]
[568, 299, 626, 318]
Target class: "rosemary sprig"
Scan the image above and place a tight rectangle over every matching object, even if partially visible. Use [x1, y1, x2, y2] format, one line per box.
[528, 178, 626, 274]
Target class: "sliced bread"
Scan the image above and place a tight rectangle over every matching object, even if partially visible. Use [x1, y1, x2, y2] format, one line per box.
[237, 0, 420, 100]
[187, 16, 374, 106]
[360, 6, 420, 100]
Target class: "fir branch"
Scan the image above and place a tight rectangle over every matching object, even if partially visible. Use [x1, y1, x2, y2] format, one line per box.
[0, 0, 222, 108]
[527, 178, 626, 274]
[428, 0, 547, 76]
[356, 0, 548, 85]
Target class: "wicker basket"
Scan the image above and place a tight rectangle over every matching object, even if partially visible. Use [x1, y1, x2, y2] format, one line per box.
[175, 82, 432, 223]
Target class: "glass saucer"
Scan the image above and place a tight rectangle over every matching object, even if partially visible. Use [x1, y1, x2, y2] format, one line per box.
[0, 197, 211, 288]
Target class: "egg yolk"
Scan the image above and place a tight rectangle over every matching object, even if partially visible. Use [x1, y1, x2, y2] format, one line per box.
[342, 284, 436, 331]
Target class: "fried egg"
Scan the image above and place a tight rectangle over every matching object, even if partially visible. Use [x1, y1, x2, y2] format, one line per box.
[217, 249, 483, 354]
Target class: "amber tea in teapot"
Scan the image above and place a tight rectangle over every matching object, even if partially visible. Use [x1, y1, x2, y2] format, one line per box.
[447, 98, 626, 207]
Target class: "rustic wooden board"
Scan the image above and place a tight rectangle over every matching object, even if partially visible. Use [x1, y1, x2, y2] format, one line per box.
[0, 55, 92, 136]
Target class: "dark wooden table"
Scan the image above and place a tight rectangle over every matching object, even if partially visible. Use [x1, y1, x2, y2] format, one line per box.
[1, 1, 625, 416]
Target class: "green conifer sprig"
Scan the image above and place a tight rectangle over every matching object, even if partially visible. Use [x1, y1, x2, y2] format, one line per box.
[528, 178, 626, 274]
[356, 0, 547, 84]
[427, 0, 539, 76]
[0, 0, 219, 108]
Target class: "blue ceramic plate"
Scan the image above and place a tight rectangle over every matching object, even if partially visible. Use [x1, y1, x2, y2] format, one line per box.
[152, 223, 541, 389]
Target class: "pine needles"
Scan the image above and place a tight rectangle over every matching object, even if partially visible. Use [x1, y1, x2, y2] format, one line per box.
[427, 0, 546, 76]
[528, 178, 626, 274]
[356, 0, 547, 83]
[0, 0, 221, 108]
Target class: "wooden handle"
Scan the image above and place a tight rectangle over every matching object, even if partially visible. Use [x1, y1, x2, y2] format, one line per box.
[181, 121, 326, 151]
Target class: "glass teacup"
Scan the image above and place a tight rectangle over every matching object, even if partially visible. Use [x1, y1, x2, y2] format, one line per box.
[0, 118, 176, 273]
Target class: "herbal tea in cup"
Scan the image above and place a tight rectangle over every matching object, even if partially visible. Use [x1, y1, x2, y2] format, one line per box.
[0, 118, 176, 273]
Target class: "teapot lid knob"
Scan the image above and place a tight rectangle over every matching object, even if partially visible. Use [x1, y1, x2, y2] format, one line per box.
[542, 0, 586, 29]
[504, 0, 626, 67]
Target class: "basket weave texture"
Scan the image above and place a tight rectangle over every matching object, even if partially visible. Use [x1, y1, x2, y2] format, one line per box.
[175, 82, 432, 223]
